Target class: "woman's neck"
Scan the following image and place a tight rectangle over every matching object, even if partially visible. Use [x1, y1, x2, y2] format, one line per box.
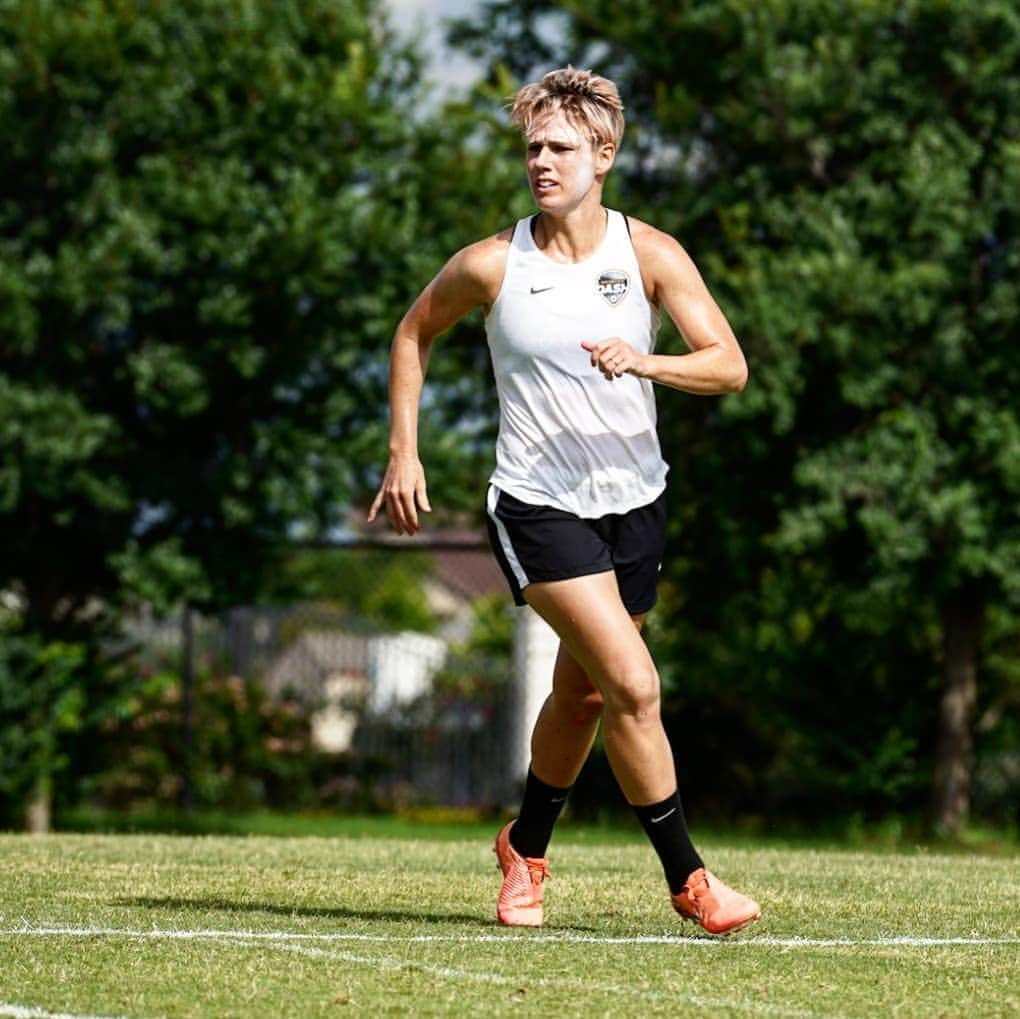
[532, 201, 608, 264]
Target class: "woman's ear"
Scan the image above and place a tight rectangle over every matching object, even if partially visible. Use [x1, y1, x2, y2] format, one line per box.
[595, 141, 616, 177]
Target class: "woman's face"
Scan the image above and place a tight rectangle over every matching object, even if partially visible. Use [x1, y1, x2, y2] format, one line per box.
[525, 110, 614, 215]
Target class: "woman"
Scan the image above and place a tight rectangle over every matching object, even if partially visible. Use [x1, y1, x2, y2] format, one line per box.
[368, 66, 761, 936]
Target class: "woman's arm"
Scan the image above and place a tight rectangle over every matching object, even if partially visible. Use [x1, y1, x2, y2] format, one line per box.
[583, 220, 747, 394]
[368, 233, 509, 534]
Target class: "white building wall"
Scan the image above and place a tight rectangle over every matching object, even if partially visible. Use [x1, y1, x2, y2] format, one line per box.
[367, 631, 448, 714]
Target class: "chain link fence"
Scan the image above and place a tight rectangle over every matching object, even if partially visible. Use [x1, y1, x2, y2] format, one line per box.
[119, 541, 520, 812]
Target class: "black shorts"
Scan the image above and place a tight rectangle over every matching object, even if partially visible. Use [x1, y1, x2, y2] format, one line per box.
[485, 486, 667, 615]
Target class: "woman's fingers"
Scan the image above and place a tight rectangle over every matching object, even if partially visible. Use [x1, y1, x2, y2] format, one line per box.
[368, 459, 431, 534]
[581, 338, 635, 380]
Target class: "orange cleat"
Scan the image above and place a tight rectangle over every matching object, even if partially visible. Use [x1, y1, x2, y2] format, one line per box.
[493, 820, 550, 927]
[671, 868, 761, 936]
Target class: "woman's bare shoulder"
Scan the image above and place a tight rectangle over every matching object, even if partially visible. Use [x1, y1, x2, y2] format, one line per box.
[455, 227, 514, 280]
[626, 216, 687, 260]
[443, 227, 515, 305]
[627, 216, 702, 286]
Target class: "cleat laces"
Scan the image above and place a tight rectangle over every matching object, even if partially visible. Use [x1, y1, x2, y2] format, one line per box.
[526, 858, 550, 886]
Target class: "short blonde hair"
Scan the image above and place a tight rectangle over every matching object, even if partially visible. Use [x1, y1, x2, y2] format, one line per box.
[509, 66, 625, 149]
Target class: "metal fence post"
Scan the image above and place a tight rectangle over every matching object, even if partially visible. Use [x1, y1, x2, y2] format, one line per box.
[179, 603, 194, 811]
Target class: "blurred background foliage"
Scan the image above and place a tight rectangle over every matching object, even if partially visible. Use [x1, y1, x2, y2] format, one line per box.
[455, 0, 1020, 835]
[1, 0, 1018, 838]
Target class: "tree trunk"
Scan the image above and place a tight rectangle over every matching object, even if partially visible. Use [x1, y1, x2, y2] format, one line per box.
[931, 584, 986, 837]
[25, 770, 52, 834]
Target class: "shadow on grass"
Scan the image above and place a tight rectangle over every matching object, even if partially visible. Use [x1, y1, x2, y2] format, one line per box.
[114, 895, 596, 931]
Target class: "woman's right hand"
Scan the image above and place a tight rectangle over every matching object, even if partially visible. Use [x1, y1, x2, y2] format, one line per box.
[367, 453, 432, 535]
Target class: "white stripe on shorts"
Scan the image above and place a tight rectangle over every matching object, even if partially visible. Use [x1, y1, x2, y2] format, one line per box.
[486, 485, 530, 591]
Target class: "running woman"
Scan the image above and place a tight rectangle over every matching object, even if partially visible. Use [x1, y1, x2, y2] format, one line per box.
[368, 66, 761, 936]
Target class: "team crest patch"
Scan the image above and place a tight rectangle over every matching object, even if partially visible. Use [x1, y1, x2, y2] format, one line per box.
[597, 269, 630, 306]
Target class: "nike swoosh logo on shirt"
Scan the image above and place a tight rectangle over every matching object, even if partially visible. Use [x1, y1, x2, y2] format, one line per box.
[530, 285, 555, 294]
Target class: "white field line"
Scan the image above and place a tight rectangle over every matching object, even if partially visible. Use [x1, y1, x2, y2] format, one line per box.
[0, 1005, 131, 1019]
[227, 936, 833, 1019]
[3, 923, 1018, 949]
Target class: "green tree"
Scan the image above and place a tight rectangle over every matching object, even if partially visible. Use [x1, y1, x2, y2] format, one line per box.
[0, 0, 513, 827]
[0, 623, 85, 830]
[265, 547, 440, 632]
[458, 0, 1020, 833]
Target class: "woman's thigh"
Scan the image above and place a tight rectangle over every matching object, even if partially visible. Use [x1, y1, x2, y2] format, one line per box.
[525, 571, 658, 705]
[550, 611, 647, 719]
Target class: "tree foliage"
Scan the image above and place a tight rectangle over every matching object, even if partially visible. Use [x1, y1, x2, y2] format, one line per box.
[458, 0, 1020, 830]
[1, 0, 433, 623]
[5, 0, 1018, 833]
[0, 0, 525, 824]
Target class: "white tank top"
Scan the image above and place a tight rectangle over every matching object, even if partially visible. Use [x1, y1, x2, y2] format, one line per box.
[486, 209, 668, 518]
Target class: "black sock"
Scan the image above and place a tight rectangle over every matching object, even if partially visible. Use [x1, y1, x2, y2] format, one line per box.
[509, 768, 572, 859]
[632, 790, 704, 895]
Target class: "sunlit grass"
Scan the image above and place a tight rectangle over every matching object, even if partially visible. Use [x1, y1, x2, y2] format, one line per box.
[1, 826, 1017, 1017]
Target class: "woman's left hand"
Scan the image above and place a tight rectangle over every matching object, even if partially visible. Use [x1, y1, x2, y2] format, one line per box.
[581, 338, 646, 381]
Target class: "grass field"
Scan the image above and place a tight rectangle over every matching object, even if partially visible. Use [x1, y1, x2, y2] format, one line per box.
[1, 823, 1017, 1018]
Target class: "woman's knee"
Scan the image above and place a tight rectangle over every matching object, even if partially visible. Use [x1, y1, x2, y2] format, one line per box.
[601, 667, 661, 722]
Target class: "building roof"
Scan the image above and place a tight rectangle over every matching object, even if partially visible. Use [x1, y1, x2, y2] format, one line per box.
[338, 521, 506, 604]
[262, 631, 369, 701]
[431, 547, 506, 601]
